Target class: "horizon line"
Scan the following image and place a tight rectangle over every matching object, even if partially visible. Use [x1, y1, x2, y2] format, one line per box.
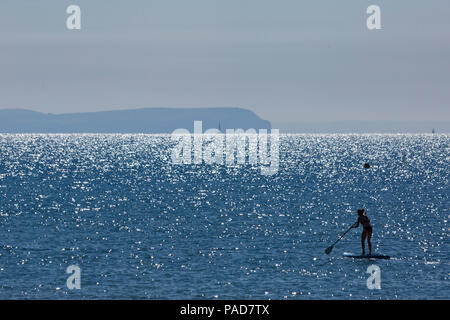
[1, 107, 449, 123]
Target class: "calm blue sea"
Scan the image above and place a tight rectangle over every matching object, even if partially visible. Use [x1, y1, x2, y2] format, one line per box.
[0, 134, 448, 299]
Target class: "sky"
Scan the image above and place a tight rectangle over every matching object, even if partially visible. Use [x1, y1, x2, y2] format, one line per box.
[0, 0, 449, 123]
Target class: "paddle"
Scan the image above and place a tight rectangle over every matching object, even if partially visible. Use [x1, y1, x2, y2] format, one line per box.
[325, 224, 355, 254]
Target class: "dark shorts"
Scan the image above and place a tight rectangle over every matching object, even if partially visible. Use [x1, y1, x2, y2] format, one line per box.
[364, 226, 373, 233]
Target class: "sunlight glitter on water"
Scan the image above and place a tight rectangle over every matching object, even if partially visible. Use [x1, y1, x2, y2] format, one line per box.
[0, 134, 448, 299]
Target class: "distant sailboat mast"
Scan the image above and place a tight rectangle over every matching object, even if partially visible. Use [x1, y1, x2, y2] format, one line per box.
[218, 121, 222, 133]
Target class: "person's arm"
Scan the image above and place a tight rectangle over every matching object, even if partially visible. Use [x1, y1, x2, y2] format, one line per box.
[352, 218, 360, 228]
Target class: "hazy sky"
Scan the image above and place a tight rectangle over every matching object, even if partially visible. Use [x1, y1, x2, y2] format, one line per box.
[0, 0, 449, 122]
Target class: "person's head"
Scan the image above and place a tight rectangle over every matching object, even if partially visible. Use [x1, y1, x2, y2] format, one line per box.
[357, 208, 365, 216]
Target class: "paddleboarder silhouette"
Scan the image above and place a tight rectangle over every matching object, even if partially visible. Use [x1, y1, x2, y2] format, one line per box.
[352, 208, 373, 255]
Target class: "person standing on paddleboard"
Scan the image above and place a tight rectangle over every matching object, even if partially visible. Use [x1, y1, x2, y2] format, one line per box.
[352, 208, 372, 255]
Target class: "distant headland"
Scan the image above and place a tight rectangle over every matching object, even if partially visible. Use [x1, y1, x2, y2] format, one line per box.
[0, 107, 271, 133]
[1, 107, 448, 133]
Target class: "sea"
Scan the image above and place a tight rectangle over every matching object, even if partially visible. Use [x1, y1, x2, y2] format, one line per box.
[0, 134, 448, 299]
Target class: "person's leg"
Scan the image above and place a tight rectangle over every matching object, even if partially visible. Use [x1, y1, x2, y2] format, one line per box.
[361, 231, 367, 255]
[367, 231, 372, 255]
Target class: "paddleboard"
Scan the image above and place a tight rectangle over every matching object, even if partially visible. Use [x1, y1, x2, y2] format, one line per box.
[343, 252, 390, 260]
